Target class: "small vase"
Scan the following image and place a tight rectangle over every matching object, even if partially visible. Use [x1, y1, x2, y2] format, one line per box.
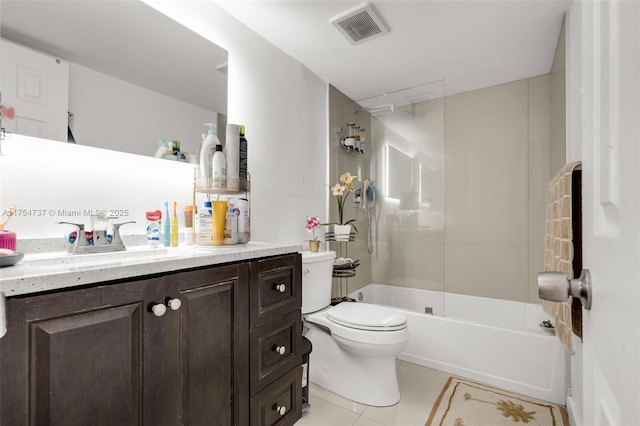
[332, 224, 351, 241]
[309, 240, 320, 252]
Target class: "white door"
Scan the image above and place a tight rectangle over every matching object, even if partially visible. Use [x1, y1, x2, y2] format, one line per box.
[569, 0, 640, 424]
[1, 39, 69, 142]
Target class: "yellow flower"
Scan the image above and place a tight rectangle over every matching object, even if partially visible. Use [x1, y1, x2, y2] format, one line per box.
[327, 171, 358, 233]
[331, 183, 345, 196]
[340, 172, 357, 184]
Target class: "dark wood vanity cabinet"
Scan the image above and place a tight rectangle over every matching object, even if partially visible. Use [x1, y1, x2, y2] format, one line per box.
[249, 254, 303, 426]
[0, 253, 302, 426]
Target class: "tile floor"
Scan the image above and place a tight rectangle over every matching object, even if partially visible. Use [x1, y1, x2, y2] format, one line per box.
[295, 360, 451, 426]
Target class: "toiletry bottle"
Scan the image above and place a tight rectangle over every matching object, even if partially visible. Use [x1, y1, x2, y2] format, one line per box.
[199, 123, 221, 178]
[163, 201, 170, 247]
[225, 124, 240, 190]
[154, 137, 168, 158]
[195, 201, 213, 245]
[184, 205, 194, 245]
[239, 125, 248, 181]
[212, 143, 226, 189]
[171, 201, 179, 247]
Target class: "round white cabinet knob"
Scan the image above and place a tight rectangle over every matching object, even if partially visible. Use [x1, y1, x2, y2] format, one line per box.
[151, 303, 167, 317]
[275, 345, 286, 355]
[167, 298, 182, 311]
[275, 405, 286, 416]
[274, 283, 286, 293]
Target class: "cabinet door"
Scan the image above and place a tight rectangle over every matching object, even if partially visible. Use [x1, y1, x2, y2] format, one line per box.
[176, 263, 250, 426]
[1, 282, 147, 426]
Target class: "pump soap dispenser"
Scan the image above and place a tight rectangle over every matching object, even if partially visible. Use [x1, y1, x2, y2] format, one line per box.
[199, 123, 222, 179]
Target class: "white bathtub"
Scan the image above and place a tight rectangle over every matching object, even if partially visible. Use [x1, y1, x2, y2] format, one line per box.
[350, 284, 566, 405]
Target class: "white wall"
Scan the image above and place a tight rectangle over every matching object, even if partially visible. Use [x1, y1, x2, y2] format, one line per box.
[143, 0, 328, 244]
[0, 1, 328, 246]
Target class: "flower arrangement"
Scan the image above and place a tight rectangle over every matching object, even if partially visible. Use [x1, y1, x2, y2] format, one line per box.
[305, 215, 321, 242]
[328, 172, 358, 232]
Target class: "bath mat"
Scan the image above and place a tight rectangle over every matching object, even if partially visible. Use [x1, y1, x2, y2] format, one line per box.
[426, 377, 568, 426]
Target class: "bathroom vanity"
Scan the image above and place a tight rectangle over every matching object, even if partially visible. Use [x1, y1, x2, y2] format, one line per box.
[0, 243, 302, 426]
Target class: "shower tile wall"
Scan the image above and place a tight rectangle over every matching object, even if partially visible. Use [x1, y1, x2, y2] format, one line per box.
[444, 80, 531, 302]
[329, 70, 564, 304]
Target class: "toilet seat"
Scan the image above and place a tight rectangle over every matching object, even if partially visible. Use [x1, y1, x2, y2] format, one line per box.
[327, 303, 406, 331]
[305, 303, 408, 346]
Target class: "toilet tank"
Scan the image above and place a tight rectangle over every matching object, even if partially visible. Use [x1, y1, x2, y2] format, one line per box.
[301, 250, 336, 314]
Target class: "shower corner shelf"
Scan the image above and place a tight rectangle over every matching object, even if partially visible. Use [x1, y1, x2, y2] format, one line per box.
[325, 230, 356, 242]
[339, 139, 364, 155]
[327, 229, 358, 279]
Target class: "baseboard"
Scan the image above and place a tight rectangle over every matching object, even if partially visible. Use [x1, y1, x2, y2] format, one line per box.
[566, 395, 581, 426]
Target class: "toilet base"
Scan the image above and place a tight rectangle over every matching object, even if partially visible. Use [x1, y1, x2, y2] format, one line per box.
[304, 321, 404, 407]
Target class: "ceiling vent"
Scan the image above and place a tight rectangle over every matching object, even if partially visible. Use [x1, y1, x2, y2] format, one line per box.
[330, 3, 389, 45]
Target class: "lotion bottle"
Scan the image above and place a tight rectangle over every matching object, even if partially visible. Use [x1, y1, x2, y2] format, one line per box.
[212, 144, 226, 188]
[199, 123, 221, 178]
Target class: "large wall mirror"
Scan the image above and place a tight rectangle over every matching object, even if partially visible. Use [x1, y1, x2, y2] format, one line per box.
[0, 0, 228, 158]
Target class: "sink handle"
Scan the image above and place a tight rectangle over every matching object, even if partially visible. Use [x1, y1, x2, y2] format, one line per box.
[111, 221, 136, 246]
[57, 221, 89, 250]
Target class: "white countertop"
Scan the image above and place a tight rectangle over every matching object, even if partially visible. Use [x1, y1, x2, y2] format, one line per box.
[0, 242, 302, 297]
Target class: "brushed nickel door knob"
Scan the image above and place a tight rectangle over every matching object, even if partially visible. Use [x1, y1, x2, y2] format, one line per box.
[538, 269, 592, 310]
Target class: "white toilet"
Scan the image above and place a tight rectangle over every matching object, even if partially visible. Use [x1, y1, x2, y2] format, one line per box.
[301, 250, 409, 407]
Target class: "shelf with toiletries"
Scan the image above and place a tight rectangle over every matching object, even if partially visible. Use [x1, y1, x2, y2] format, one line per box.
[326, 232, 358, 284]
[339, 122, 365, 155]
[191, 122, 251, 247]
[192, 174, 251, 247]
[194, 177, 251, 194]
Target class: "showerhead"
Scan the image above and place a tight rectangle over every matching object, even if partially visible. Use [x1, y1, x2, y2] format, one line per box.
[372, 104, 413, 121]
[355, 103, 413, 121]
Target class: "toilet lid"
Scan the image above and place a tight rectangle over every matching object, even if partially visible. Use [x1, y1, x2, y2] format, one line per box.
[327, 303, 406, 331]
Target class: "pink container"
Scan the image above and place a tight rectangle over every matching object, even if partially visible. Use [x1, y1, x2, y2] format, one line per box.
[0, 230, 17, 251]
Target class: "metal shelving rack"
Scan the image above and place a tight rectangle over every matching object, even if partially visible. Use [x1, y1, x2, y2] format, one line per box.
[192, 171, 251, 245]
[326, 229, 358, 303]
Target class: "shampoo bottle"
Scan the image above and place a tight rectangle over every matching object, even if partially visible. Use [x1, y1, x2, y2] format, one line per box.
[239, 125, 248, 180]
[225, 124, 240, 190]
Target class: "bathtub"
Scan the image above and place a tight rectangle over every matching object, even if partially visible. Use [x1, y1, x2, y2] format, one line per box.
[350, 284, 566, 405]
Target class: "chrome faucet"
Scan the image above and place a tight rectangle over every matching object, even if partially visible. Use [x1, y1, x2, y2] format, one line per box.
[58, 216, 135, 254]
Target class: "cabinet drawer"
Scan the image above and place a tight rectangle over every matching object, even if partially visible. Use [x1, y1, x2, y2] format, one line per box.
[250, 366, 302, 426]
[250, 254, 301, 328]
[250, 310, 302, 393]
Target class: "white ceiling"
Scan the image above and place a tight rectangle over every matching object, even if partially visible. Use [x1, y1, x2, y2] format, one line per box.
[213, 0, 572, 104]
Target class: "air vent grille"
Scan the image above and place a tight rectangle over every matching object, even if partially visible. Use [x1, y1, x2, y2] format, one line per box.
[331, 3, 389, 45]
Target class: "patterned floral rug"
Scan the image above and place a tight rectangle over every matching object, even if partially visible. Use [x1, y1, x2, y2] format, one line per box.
[426, 377, 569, 426]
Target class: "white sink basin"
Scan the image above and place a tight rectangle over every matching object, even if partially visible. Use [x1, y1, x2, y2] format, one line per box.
[20, 246, 182, 268]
